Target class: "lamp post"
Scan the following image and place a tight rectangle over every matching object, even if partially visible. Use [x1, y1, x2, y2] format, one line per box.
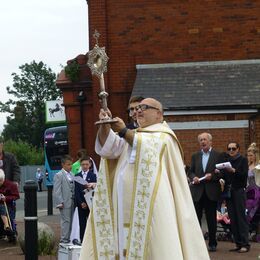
[77, 90, 86, 148]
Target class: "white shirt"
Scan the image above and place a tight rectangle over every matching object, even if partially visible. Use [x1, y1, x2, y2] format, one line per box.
[82, 170, 89, 181]
[201, 147, 212, 172]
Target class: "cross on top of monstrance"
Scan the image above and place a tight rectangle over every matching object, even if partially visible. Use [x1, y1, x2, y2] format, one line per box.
[93, 29, 100, 46]
[87, 30, 117, 125]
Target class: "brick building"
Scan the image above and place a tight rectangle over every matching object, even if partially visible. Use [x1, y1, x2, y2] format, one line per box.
[57, 0, 260, 164]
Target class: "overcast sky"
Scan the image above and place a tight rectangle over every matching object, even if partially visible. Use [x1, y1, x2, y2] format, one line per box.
[0, 0, 88, 132]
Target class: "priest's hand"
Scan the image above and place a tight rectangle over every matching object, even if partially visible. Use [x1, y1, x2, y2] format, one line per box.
[98, 108, 112, 146]
[99, 108, 112, 120]
[112, 117, 126, 133]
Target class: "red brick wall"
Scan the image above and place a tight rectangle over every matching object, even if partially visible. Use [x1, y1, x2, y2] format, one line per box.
[88, 0, 260, 122]
[165, 113, 260, 166]
[57, 1, 260, 164]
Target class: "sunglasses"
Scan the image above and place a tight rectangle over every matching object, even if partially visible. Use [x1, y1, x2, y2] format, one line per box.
[135, 104, 160, 112]
[227, 147, 237, 151]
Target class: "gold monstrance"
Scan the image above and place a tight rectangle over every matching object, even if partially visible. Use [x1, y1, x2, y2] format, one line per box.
[87, 30, 118, 125]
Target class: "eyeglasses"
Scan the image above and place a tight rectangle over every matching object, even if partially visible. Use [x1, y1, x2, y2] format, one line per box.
[127, 107, 138, 114]
[227, 147, 237, 151]
[135, 104, 160, 112]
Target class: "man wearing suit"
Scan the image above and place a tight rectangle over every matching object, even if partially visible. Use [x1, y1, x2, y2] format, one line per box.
[75, 157, 97, 242]
[53, 155, 75, 243]
[188, 132, 221, 252]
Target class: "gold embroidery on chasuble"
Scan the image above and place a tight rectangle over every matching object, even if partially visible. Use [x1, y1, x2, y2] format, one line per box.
[92, 159, 115, 260]
[126, 132, 166, 260]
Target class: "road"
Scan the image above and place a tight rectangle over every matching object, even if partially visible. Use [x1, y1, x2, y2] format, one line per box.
[16, 191, 59, 220]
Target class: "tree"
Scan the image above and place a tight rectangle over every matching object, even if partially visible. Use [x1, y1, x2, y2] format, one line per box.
[0, 61, 62, 147]
[4, 139, 44, 166]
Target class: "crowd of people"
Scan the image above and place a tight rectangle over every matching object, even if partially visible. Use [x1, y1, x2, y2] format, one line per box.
[50, 96, 259, 259]
[0, 96, 259, 259]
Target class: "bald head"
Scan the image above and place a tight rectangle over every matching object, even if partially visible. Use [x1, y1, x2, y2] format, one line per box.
[136, 98, 164, 127]
[143, 98, 163, 112]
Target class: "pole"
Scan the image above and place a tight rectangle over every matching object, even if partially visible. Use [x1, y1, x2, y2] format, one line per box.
[77, 90, 86, 148]
[24, 180, 38, 260]
[47, 185, 53, 215]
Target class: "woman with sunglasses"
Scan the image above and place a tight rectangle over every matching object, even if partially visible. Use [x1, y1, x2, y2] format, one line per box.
[224, 142, 250, 253]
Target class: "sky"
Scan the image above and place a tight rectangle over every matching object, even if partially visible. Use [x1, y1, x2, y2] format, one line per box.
[0, 0, 88, 132]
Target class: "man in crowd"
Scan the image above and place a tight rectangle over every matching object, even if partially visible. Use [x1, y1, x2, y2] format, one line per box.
[188, 132, 222, 252]
[35, 168, 44, 192]
[0, 137, 20, 186]
[80, 98, 209, 260]
[126, 95, 144, 129]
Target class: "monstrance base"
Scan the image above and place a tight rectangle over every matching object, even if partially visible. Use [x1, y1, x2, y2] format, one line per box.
[95, 118, 118, 125]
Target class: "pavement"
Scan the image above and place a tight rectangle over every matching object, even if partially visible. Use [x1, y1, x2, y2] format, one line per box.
[0, 191, 259, 259]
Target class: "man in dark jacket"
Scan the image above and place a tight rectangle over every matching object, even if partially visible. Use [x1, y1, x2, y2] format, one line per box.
[188, 132, 221, 252]
[0, 138, 21, 186]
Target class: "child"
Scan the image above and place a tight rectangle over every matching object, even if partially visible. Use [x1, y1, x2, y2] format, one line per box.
[53, 155, 75, 243]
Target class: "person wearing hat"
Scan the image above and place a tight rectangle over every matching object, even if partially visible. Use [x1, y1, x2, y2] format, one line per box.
[35, 168, 44, 192]
[0, 137, 20, 186]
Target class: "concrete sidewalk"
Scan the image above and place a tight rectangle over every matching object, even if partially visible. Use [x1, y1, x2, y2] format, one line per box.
[0, 211, 60, 260]
[0, 209, 259, 259]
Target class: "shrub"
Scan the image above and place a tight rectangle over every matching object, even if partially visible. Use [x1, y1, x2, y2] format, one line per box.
[4, 139, 44, 165]
[18, 222, 56, 256]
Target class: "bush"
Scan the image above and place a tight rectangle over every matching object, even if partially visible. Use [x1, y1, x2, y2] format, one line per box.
[18, 222, 56, 256]
[4, 139, 44, 165]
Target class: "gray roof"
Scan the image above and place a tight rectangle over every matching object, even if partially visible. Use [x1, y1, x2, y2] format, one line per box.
[132, 60, 260, 110]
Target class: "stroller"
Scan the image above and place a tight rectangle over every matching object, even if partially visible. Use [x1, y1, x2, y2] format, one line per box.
[216, 200, 232, 241]
[245, 185, 260, 242]
[0, 200, 17, 243]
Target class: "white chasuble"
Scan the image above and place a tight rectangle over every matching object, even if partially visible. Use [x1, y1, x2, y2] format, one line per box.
[79, 123, 210, 260]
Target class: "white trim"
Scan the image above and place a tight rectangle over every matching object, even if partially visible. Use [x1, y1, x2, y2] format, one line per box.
[136, 59, 260, 69]
[163, 109, 258, 116]
[168, 120, 248, 130]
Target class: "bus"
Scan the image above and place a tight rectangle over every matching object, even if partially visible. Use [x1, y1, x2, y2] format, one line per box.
[44, 126, 69, 186]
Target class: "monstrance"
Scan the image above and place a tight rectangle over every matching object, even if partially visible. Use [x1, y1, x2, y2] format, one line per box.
[87, 30, 118, 125]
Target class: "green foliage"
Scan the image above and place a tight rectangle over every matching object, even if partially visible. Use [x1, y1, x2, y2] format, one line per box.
[64, 60, 80, 82]
[0, 60, 62, 147]
[18, 222, 56, 256]
[38, 230, 56, 256]
[4, 139, 43, 166]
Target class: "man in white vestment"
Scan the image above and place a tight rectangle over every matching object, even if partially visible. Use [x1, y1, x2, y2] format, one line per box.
[80, 98, 209, 260]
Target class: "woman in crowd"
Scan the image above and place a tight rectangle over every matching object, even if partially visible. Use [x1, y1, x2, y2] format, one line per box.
[224, 142, 250, 253]
[246, 142, 260, 242]
[247, 143, 260, 186]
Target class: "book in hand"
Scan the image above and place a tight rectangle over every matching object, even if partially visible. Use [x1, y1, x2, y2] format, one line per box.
[215, 162, 232, 170]
[73, 175, 88, 185]
[191, 176, 207, 185]
[84, 189, 95, 208]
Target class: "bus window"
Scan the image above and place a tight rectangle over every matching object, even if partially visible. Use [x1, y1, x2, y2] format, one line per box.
[44, 126, 69, 185]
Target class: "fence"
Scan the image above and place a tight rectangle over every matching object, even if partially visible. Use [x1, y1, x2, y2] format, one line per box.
[20, 165, 46, 192]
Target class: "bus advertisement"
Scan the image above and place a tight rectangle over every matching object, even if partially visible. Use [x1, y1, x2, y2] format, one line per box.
[44, 126, 69, 186]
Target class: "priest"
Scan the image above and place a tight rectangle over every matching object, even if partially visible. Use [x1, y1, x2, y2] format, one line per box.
[80, 98, 209, 260]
